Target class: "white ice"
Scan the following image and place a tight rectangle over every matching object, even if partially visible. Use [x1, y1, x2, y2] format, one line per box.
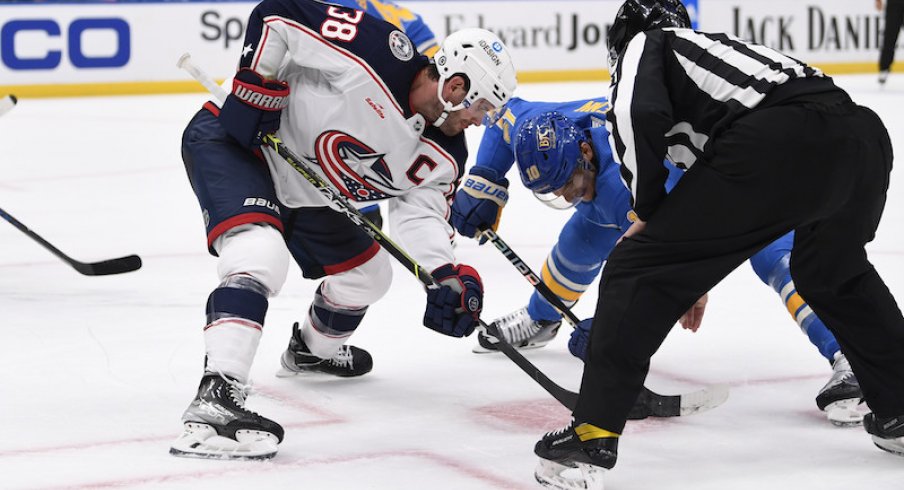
[2, 76, 904, 490]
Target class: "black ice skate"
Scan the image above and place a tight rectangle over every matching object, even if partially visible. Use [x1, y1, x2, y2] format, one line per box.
[815, 353, 867, 426]
[474, 306, 561, 353]
[534, 419, 617, 490]
[864, 412, 904, 456]
[170, 373, 284, 460]
[278, 323, 373, 377]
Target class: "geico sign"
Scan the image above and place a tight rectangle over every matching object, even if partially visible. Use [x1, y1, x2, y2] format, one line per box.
[1, 18, 130, 70]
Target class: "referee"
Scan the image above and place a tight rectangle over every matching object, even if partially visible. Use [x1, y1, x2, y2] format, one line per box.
[878, 0, 904, 84]
[534, 0, 904, 485]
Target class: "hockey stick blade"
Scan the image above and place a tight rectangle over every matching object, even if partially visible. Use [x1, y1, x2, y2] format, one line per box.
[0, 207, 142, 276]
[0, 95, 18, 117]
[70, 254, 143, 276]
[629, 384, 730, 419]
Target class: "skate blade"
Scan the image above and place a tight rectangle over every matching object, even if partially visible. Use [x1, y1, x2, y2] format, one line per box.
[535, 458, 605, 490]
[872, 436, 904, 457]
[276, 367, 304, 378]
[825, 399, 868, 427]
[679, 383, 730, 416]
[169, 423, 279, 460]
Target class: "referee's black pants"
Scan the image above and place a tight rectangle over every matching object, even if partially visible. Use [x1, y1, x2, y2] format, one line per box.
[573, 100, 904, 435]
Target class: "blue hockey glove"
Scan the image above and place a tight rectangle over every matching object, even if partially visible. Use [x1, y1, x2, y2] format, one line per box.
[568, 318, 594, 362]
[451, 167, 509, 243]
[424, 263, 484, 337]
[218, 68, 290, 148]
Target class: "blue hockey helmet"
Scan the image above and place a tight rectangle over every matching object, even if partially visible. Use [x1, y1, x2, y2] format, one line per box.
[607, 0, 691, 67]
[514, 111, 585, 194]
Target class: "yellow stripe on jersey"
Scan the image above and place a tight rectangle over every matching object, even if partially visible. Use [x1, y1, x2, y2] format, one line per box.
[541, 260, 584, 302]
[785, 292, 806, 318]
[575, 423, 620, 441]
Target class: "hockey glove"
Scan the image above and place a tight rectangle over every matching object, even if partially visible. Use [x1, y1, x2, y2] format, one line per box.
[424, 263, 483, 337]
[451, 167, 509, 243]
[218, 68, 290, 148]
[568, 317, 594, 362]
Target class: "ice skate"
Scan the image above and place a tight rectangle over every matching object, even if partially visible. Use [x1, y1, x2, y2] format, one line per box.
[534, 419, 617, 490]
[864, 413, 904, 456]
[473, 306, 561, 353]
[815, 353, 867, 426]
[277, 323, 373, 377]
[170, 373, 284, 460]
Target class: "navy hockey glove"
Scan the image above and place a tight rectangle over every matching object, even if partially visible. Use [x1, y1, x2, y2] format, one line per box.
[218, 68, 290, 148]
[568, 318, 594, 362]
[451, 167, 508, 243]
[424, 264, 484, 337]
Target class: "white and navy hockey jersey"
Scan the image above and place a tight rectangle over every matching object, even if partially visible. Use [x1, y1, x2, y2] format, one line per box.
[224, 0, 467, 270]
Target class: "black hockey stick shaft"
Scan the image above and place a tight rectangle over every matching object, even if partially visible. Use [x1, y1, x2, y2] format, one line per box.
[0, 207, 142, 276]
[482, 229, 582, 327]
[178, 54, 578, 409]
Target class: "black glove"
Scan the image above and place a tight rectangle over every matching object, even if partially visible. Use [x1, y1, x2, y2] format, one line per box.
[450, 167, 509, 242]
[424, 263, 484, 337]
[218, 68, 290, 148]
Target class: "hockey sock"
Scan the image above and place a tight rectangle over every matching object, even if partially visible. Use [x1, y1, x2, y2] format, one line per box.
[766, 260, 841, 363]
[299, 284, 368, 359]
[204, 284, 269, 382]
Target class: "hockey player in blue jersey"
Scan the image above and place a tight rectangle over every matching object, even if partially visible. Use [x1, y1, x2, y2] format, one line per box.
[328, 0, 441, 228]
[450, 99, 864, 426]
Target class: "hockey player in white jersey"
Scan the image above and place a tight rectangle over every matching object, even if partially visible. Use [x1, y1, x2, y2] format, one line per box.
[170, 0, 516, 460]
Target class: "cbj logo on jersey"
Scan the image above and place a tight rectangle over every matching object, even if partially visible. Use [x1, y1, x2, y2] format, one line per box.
[315, 130, 401, 202]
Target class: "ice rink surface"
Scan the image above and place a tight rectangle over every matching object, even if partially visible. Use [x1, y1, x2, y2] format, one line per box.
[2, 75, 904, 489]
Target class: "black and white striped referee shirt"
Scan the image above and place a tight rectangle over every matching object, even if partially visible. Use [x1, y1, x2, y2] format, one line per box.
[607, 28, 840, 220]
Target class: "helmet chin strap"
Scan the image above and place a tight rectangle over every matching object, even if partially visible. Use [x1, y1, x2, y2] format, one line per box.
[431, 79, 466, 128]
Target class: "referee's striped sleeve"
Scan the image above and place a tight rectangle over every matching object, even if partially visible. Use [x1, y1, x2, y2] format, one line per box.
[607, 32, 672, 221]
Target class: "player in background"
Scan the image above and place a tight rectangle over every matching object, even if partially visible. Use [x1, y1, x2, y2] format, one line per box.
[451, 99, 865, 426]
[172, 0, 516, 460]
[329, 0, 441, 228]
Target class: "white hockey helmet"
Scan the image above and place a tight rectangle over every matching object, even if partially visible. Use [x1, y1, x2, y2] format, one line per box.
[432, 28, 517, 126]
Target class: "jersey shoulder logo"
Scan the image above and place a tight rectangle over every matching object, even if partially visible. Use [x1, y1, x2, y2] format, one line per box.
[389, 30, 414, 61]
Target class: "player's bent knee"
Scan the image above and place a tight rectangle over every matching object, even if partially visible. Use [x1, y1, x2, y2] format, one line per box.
[322, 250, 392, 307]
[214, 223, 290, 295]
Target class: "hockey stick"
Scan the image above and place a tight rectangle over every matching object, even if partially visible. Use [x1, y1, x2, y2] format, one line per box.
[178, 53, 579, 409]
[0, 95, 17, 117]
[481, 228, 729, 418]
[0, 207, 142, 276]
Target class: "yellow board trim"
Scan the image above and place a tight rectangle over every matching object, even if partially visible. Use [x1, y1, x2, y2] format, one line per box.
[575, 423, 620, 441]
[0, 80, 223, 99]
[3, 61, 902, 98]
